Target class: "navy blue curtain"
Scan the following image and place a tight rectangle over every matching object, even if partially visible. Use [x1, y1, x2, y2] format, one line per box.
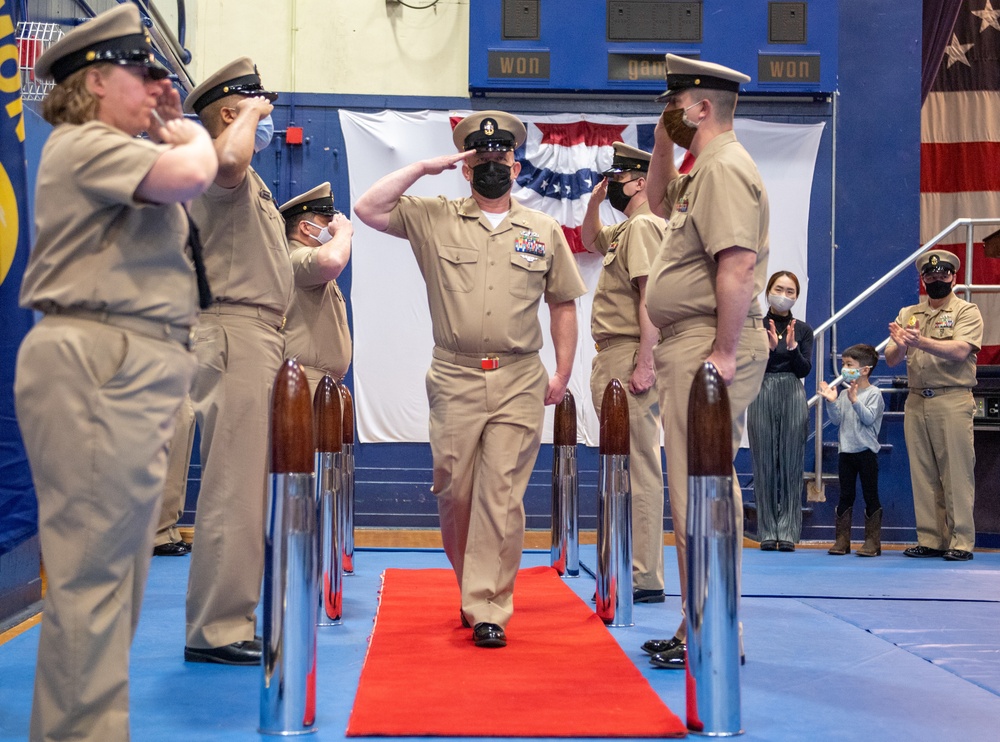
[923, 0, 965, 103]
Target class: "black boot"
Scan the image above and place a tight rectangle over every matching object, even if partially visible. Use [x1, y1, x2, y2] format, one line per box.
[857, 508, 882, 557]
[828, 507, 852, 555]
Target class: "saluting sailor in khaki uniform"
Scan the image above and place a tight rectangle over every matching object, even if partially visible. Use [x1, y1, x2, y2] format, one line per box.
[177, 58, 293, 665]
[279, 182, 354, 391]
[14, 5, 218, 738]
[640, 55, 770, 669]
[354, 110, 587, 648]
[886, 250, 983, 561]
[581, 142, 666, 603]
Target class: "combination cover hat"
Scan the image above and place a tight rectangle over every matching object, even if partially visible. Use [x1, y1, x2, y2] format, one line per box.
[657, 53, 751, 101]
[34, 4, 168, 84]
[452, 110, 527, 152]
[603, 142, 652, 175]
[183, 56, 278, 115]
[916, 249, 960, 274]
[279, 182, 336, 218]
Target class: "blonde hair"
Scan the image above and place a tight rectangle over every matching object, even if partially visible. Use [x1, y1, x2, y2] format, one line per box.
[41, 65, 105, 126]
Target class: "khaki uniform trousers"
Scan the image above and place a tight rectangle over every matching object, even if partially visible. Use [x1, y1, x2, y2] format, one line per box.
[185, 312, 284, 648]
[426, 354, 548, 629]
[156, 396, 195, 546]
[654, 321, 767, 641]
[301, 364, 342, 400]
[590, 341, 664, 591]
[15, 316, 196, 742]
[903, 390, 977, 552]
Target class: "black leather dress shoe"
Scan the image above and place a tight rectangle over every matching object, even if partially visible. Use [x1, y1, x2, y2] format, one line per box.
[777, 541, 796, 552]
[943, 549, 974, 561]
[460, 610, 471, 628]
[184, 636, 262, 665]
[633, 588, 666, 604]
[153, 541, 191, 557]
[472, 622, 506, 648]
[649, 643, 686, 669]
[641, 636, 683, 656]
[759, 540, 778, 551]
[903, 545, 945, 558]
[650, 642, 746, 669]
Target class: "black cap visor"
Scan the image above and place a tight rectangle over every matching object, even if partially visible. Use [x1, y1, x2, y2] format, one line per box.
[50, 33, 167, 83]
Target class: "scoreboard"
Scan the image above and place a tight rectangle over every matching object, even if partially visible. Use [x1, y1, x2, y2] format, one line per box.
[469, 0, 837, 96]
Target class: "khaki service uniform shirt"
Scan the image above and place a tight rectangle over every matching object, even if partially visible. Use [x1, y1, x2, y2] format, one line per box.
[284, 237, 353, 380]
[20, 121, 197, 325]
[591, 201, 664, 343]
[386, 195, 587, 353]
[895, 293, 983, 389]
[646, 131, 769, 329]
[190, 167, 292, 314]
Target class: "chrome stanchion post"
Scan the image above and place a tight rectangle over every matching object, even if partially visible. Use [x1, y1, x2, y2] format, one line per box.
[314, 375, 343, 626]
[551, 390, 579, 577]
[339, 384, 355, 575]
[685, 362, 741, 736]
[595, 378, 632, 627]
[261, 360, 318, 736]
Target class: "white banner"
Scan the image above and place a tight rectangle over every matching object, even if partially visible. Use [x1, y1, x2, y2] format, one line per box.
[340, 110, 824, 445]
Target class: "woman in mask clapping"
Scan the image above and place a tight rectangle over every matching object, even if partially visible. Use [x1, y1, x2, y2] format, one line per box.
[747, 271, 814, 552]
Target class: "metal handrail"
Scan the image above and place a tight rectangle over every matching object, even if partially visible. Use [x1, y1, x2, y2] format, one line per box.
[803, 217, 1000, 500]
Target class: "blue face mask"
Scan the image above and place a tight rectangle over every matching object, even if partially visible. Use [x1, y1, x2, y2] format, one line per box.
[254, 114, 275, 153]
[842, 367, 863, 383]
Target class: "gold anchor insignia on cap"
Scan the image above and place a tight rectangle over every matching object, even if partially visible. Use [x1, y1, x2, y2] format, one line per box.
[929, 255, 939, 267]
[483, 120, 495, 136]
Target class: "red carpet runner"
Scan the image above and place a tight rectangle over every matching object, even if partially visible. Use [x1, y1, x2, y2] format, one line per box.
[346, 566, 685, 737]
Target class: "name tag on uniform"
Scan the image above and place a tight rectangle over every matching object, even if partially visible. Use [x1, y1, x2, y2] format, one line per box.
[514, 231, 546, 257]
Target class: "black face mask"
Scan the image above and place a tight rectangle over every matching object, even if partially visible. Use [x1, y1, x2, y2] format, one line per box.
[471, 161, 512, 199]
[607, 179, 635, 213]
[924, 278, 953, 300]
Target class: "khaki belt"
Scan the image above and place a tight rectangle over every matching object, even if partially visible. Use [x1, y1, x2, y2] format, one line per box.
[909, 387, 971, 398]
[432, 347, 537, 371]
[659, 315, 763, 342]
[594, 336, 639, 352]
[49, 307, 196, 350]
[206, 302, 286, 330]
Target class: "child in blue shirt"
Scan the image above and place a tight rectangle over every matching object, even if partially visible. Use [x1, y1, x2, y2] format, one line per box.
[818, 344, 886, 556]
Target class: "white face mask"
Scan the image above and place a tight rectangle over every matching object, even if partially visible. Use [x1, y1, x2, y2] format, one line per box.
[254, 114, 275, 153]
[304, 220, 333, 244]
[768, 293, 795, 313]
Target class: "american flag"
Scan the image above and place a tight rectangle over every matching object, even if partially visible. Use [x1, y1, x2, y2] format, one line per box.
[921, 0, 1000, 363]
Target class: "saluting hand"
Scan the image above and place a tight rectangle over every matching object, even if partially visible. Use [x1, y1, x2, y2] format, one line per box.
[785, 318, 798, 351]
[591, 177, 609, 203]
[327, 212, 354, 239]
[147, 82, 183, 143]
[422, 150, 476, 176]
[236, 95, 274, 121]
[766, 319, 779, 351]
[654, 108, 677, 152]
